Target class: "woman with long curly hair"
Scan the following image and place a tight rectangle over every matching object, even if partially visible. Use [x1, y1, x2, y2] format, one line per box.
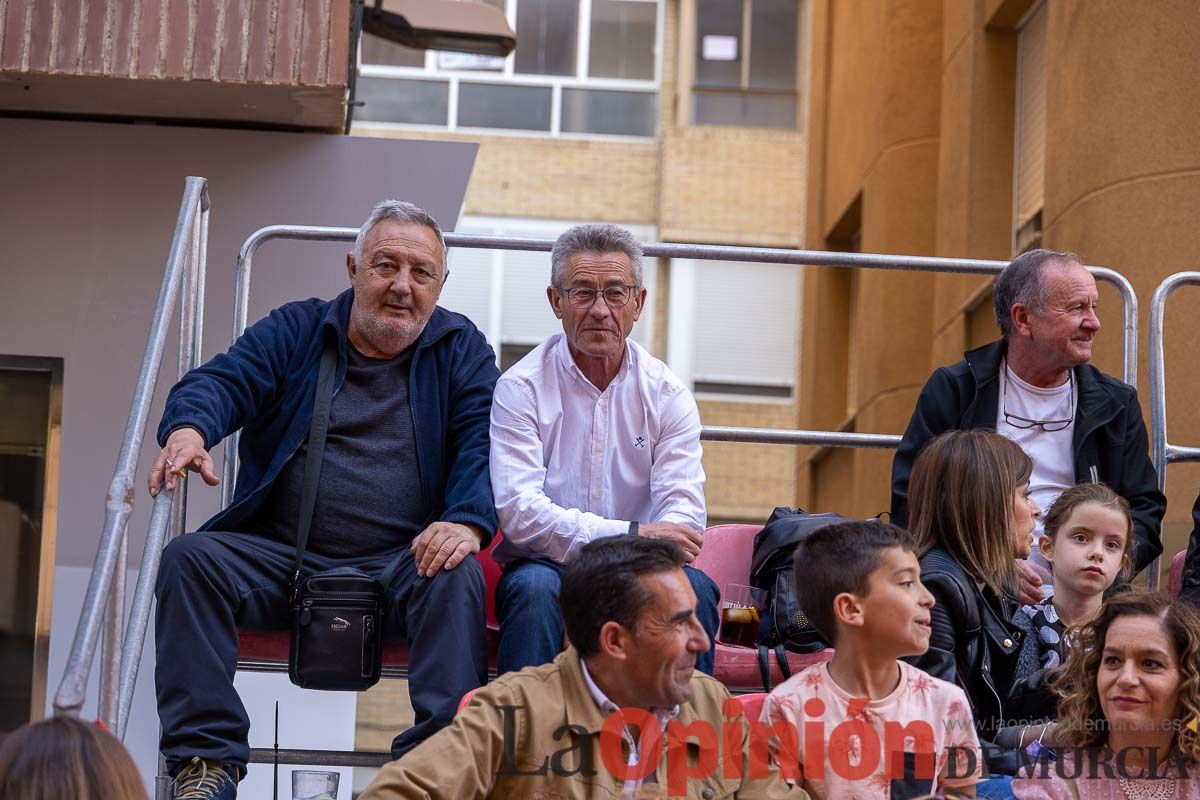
[1013, 592, 1200, 799]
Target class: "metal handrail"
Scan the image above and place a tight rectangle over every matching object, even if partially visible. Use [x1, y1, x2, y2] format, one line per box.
[220, 226, 1139, 501]
[53, 177, 210, 725]
[1148, 271, 1200, 592]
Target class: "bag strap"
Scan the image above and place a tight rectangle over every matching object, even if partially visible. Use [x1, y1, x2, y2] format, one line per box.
[757, 646, 773, 692]
[290, 335, 338, 601]
[774, 645, 792, 681]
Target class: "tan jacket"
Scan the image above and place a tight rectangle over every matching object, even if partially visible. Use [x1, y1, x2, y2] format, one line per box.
[361, 649, 809, 800]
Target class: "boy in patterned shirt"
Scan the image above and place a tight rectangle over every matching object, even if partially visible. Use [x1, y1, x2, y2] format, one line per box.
[761, 521, 983, 799]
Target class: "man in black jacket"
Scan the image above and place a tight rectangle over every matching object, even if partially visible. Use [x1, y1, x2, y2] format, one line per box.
[891, 249, 1165, 601]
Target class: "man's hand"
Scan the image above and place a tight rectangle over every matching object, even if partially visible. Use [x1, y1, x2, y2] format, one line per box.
[637, 523, 703, 563]
[148, 427, 219, 497]
[411, 521, 483, 577]
[1017, 559, 1050, 605]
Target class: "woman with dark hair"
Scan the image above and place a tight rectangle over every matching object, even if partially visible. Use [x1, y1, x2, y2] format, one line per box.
[1012, 592, 1200, 799]
[906, 429, 1044, 788]
[0, 716, 148, 799]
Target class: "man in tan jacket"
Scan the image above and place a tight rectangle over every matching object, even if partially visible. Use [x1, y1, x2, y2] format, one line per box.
[361, 537, 808, 800]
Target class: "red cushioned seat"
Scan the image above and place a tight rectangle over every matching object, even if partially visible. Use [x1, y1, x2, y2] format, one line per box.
[734, 692, 768, 722]
[693, 524, 833, 691]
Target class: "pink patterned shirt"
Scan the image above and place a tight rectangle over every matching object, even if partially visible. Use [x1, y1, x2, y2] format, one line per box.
[760, 661, 983, 800]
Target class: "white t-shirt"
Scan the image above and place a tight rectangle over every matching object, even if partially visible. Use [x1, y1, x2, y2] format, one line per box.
[995, 362, 1076, 571]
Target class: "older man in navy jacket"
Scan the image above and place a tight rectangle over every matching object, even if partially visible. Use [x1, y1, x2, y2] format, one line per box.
[147, 200, 499, 799]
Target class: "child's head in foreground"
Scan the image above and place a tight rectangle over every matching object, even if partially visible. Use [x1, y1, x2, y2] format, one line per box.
[793, 520, 934, 659]
[0, 716, 148, 800]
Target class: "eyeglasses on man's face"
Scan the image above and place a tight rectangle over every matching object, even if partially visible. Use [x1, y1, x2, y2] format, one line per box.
[556, 284, 641, 309]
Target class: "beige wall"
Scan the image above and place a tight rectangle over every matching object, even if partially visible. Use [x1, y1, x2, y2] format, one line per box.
[798, 0, 943, 518]
[1040, 0, 1200, 568]
[802, 0, 1200, 577]
[353, 0, 811, 523]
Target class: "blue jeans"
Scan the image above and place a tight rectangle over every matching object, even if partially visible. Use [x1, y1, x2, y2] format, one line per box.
[495, 558, 720, 676]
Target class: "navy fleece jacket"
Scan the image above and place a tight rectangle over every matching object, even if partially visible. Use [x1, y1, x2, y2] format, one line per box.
[156, 288, 500, 544]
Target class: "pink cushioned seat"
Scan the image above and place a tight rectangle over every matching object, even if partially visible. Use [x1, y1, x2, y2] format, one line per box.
[693, 524, 833, 690]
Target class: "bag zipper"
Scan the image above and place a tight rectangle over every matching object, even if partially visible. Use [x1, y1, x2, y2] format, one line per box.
[302, 595, 379, 606]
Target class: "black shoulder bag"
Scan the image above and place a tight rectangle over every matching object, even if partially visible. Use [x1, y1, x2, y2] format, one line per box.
[749, 507, 841, 690]
[288, 338, 384, 691]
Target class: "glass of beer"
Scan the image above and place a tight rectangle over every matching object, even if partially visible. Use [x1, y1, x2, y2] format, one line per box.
[718, 584, 766, 648]
[292, 770, 339, 800]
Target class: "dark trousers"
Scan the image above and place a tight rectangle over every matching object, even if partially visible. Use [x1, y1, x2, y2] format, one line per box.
[154, 530, 486, 774]
[495, 559, 720, 677]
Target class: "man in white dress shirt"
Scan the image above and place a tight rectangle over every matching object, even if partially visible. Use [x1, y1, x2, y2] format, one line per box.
[489, 223, 719, 676]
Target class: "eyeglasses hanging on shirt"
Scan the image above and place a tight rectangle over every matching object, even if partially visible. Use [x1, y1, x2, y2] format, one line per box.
[1000, 363, 1076, 432]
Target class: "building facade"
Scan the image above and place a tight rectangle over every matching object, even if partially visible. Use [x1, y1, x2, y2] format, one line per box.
[798, 0, 1200, 579]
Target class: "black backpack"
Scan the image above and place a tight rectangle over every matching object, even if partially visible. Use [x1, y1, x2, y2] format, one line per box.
[749, 507, 844, 688]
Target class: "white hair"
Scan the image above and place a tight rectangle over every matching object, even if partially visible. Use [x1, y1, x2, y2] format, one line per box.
[352, 200, 447, 267]
[550, 223, 644, 286]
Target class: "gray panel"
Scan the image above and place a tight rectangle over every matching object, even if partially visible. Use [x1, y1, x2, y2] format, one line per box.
[693, 90, 797, 129]
[458, 83, 553, 131]
[513, 0, 579, 76]
[561, 89, 657, 137]
[588, 0, 657, 80]
[749, 0, 799, 91]
[0, 118, 478, 567]
[356, 77, 450, 125]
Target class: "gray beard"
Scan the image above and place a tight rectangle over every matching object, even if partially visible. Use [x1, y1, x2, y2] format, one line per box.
[352, 305, 427, 355]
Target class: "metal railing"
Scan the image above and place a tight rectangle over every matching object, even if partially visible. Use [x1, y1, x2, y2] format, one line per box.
[222, 226, 1139, 502]
[53, 177, 210, 736]
[1149, 272, 1200, 591]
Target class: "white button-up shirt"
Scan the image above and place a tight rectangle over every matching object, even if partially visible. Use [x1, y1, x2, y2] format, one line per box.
[490, 333, 706, 564]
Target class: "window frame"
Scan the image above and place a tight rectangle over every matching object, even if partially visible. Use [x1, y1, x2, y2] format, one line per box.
[356, 0, 665, 142]
[689, 0, 803, 130]
[666, 258, 801, 404]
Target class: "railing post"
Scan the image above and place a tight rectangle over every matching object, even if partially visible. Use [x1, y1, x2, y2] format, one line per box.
[98, 535, 126, 728]
[116, 490, 178, 738]
[1146, 271, 1200, 592]
[53, 177, 207, 718]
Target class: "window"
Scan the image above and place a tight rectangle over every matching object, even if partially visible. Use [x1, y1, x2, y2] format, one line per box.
[435, 217, 658, 366]
[693, 0, 801, 129]
[0, 356, 62, 731]
[1013, 1, 1047, 252]
[357, 1, 663, 139]
[667, 259, 799, 400]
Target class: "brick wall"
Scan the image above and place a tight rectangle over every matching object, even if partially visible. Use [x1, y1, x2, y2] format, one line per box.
[355, 128, 661, 223]
[0, 0, 350, 129]
[0, 0, 349, 84]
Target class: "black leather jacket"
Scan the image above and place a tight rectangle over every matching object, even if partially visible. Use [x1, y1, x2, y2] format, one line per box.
[906, 547, 1026, 776]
